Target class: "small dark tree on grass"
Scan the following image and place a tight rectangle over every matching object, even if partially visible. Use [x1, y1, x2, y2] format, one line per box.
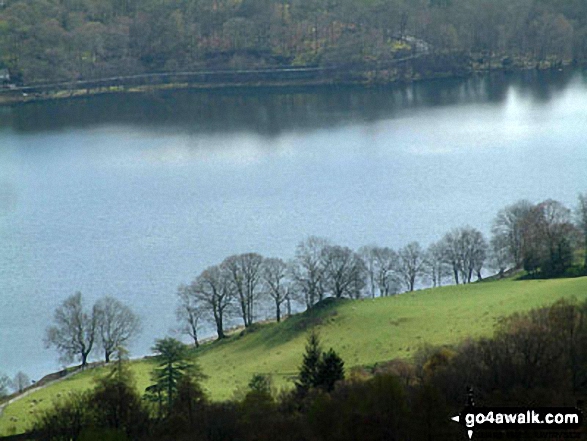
[296, 330, 323, 394]
[316, 348, 345, 392]
[147, 337, 204, 416]
[248, 374, 273, 396]
[296, 331, 345, 395]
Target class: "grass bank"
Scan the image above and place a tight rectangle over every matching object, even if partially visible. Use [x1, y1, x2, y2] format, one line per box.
[2, 276, 587, 435]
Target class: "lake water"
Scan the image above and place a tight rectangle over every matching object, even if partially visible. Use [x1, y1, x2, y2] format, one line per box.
[1, 70, 587, 382]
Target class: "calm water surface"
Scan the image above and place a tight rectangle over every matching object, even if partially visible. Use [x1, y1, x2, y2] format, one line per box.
[1, 70, 587, 381]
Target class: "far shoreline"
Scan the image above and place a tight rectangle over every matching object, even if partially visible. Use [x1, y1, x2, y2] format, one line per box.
[0, 59, 580, 106]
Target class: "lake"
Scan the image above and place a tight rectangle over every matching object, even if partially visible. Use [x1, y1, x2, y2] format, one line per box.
[1, 69, 586, 382]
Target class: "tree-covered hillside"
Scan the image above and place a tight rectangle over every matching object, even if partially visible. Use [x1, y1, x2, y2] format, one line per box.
[0, 0, 586, 85]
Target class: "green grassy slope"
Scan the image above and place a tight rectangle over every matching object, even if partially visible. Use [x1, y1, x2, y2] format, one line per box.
[2, 276, 587, 435]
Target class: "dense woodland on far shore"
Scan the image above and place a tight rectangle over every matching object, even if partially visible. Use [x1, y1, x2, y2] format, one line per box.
[1, 0, 587, 86]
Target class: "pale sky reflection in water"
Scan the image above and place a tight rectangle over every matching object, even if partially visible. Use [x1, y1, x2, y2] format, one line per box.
[0, 71, 586, 380]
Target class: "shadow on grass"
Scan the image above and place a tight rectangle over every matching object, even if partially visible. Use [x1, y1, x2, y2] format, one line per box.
[190, 298, 348, 358]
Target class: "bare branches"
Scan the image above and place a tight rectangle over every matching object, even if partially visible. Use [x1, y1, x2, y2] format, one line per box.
[438, 227, 487, 285]
[95, 297, 141, 363]
[397, 242, 426, 292]
[45, 292, 97, 368]
[176, 284, 205, 347]
[372, 247, 401, 296]
[423, 242, 450, 288]
[290, 236, 330, 309]
[262, 257, 291, 322]
[190, 265, 233, 340]
[46, 292, 141, 367]
[222, 253, 264, 328]
[321, 245, 366, 299]
[491, 200, 534, 270]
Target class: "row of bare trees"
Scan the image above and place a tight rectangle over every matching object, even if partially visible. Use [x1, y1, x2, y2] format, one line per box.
[177, 194, 587, 342]
[0, 371, 30, 397]
[176, 232, 488, 343]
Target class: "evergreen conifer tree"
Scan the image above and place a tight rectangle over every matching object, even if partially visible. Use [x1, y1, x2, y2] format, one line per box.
[296, 331, 345, 394]
[316, 348, 345, 392]
[296, 330, 322, 393]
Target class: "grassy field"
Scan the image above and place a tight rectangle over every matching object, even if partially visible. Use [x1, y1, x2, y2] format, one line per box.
[2, 276, 587, 435]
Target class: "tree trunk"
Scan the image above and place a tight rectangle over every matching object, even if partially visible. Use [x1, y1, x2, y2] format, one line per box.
[191, 323, 199, 347]
[167, 363, 173, 410]
[276, 299, 281, 323]
[216, 312, 225, 339]
[240, 299, 248, 328]
[247, 296, 253, 327]
[157, 389, 163, 420]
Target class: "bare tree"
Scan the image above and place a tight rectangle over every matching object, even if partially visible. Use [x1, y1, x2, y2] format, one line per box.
[222, 253, 264, 328]
[520, 205, 548, 275]
[45, 292, 97, 368]
[321, 245, 366, 299]
[261, 257, 291, 322]
[372, 247, 400, 296]
[0, 374, 10, 398]
[95, 296, 141, 363]
[491, 200, 534, 269]
[424, 242, 449, 288]
[358, 245, 377, 298]
[522, 199, 578, 276]
[488, 233, 513, 278]
[348, 265, 367, 300]
[176, 284, 205, 347]
[439, 227, 487, 284]
[398, 242, 425, 292]
[290, 236, 329, 309]
[459, 227, 488, 283]
[576, 193, 587, 268]
[11, 371, 30, 393]
[191, 265, 233, 340]
[439, 230, 463, 285]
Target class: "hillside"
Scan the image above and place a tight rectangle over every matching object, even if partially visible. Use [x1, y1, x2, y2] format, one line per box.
[2, 276, 587, 436]
[1, 0, 585, 91]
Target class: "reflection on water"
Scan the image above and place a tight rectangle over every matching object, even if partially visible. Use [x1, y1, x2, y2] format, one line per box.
[0, 69, 586, 381]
